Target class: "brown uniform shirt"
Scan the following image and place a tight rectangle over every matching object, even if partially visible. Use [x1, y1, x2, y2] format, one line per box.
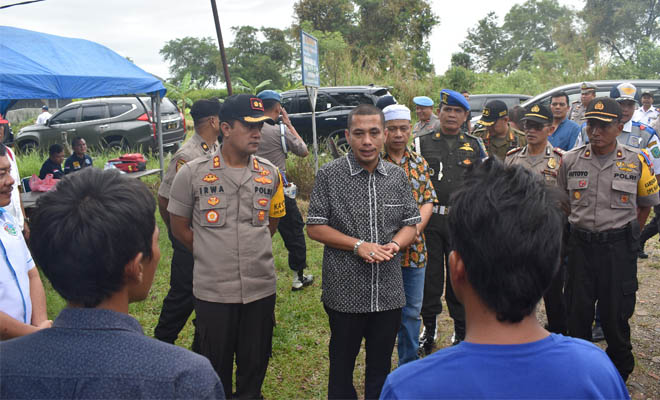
[504, 142, 563, 186]
[256, 123, 308, 173]
[413, 114, 441, 138]
[168, 149, 286, 304]
[557, 144, 660, 232]
[569, 101, 586, 122]
[474, 125, 526, 161]
[158, 133, 218, 199]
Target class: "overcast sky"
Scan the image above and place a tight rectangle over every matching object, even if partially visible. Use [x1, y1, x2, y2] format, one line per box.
[1, 0, 580, 82]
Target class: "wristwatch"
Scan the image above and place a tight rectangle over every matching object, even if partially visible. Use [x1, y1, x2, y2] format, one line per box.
[353, 239, 364, 255]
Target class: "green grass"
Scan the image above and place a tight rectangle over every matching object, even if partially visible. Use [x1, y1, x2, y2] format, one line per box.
[16, 146, 346, 399]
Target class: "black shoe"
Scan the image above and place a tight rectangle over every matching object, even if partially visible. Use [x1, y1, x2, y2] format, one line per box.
[292, 274, 314, 291]
[638, 248, 649, 259]
[418, 324, 436, 356]
[591, 324, 605, 342]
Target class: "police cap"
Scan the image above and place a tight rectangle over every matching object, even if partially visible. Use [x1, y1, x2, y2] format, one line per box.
[610, 82, 639, 104]
[189, 99, 222, 123]
[521, 103, 552, 124]
[376, 95, 397, 110]
[580, 82, 597, 93]
[585, 97, 622, 122]
[478, 100, 508, 126]
[413, 96, 434, 107]
[440, 89, 470, 111]
[257, 90, 281, 102]
[220, 94, 274, 125]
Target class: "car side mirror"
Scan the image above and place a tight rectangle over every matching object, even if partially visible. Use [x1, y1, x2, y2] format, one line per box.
[45, 118, 51, 126]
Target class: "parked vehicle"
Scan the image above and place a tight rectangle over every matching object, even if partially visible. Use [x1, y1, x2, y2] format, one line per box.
[520, 80, 660, 109]
[281, 85, 394, 151]
[15, 97, 185, 153]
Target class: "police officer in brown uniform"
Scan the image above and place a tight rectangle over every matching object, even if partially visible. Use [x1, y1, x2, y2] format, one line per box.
[168, 94, 286, 398]
[569, 82, 597, 122]
[155, 99, 220, 351]
[414, 89, 487, 353]
[558, 97, 660, 381]
[473, 100, 526, 161]
[505, 103, 567, 334]
[412, 96, 441, 138]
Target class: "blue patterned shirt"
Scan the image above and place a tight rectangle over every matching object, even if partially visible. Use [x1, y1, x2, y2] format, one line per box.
[0, 308, 225, 399]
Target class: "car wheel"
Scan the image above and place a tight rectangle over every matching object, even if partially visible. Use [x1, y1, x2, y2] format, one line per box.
[106, 139, 127, 152]
[18, 141, 37, 154]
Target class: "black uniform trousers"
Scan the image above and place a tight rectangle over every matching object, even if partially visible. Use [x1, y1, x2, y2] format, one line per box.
[324, 305, 401, 400]
[420, 216, 465, 336]
[543, 223, 569, 334]
[277, 196, 307, 273]
[640, 204, 660, 247]
[195, 294, 276, 400]
[154, 229, 199, 352]
[566, 224, 638, 381]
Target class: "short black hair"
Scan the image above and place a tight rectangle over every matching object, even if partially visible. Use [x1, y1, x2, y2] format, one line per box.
[262, 99, 280, 111]
[29, 168, 156, 307]
[49, 143, 64, 155]
[448, 158, 564, 323]
[551, 91, 570, 105]
[509, 105, 526, 124]
[71, 137, 85, 147]
[641, 92, 653, 99]
[347, 104, 384, 130]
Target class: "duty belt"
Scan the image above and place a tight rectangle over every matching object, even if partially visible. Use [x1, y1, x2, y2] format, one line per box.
[432, 205, 450, 215]
[571, 225, 629, 243]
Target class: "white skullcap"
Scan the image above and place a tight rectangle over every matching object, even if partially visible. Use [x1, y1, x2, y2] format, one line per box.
[383, 104, 411, 121]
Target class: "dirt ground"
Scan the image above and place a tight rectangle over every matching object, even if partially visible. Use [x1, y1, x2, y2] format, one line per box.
[431, 248, 660, 399]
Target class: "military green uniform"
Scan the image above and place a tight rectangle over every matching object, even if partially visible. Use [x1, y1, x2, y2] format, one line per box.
[558, 143, 660, 381]
[155, 132, 218, 347]
[413, 114, 441, 138]
[473, 125, 526, 161]
[415, 129, 487, 342]
[504, 142, 563, 185]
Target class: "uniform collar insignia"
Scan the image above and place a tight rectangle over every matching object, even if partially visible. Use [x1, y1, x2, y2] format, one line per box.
[252, 158, 260, 171]
[617, 150, 623, 158]
[201, 142, 209, 152]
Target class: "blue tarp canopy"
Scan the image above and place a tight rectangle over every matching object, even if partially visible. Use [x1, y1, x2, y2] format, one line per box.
[0, 26, 166, 115]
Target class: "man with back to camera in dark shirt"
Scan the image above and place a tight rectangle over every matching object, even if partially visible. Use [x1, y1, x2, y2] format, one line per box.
[0, 168, 224, 399]
[64, 137, 93, 174]
[38, 144, 65, 179]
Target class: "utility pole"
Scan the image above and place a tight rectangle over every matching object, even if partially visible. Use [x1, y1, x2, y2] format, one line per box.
[210, 0, 232, 95]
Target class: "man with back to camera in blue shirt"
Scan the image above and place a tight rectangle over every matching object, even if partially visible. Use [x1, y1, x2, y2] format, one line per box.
[548, 91, 581, 150]
[0, 168, 225, 399]
[380, 158, 630, 400]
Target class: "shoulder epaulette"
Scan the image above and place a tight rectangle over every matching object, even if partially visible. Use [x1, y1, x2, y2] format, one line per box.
[571, 100, 580, 104]
[506, 147, 523, 156]
[553, 147, 566, 156]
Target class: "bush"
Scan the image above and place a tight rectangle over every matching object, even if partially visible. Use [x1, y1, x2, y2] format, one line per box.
[285, 143, 334, 200]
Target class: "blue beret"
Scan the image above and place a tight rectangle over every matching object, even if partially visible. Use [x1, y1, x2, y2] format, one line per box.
[257, 90, 281, 102]
[440, 89, 470, 111]
[413, 96, 434, 107]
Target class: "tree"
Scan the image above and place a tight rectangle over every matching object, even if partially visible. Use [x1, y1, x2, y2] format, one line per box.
[164, 72, 198, 119]
[293, 0, 355, 37]
[226, 26, 294, 90]
[352, 0, 439, 74]
[460, 12, 506, 72]
[502, 0, 574, 70]
[581, 0, 660, 63]
[159, 37, 220, 87]
[450, 52, 472, 70]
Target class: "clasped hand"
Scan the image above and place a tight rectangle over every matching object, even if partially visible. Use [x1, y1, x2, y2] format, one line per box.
[357, 242, 400, 263]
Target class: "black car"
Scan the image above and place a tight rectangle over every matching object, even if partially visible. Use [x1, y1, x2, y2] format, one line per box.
[15, 97, 185, 153]
[281, 85, 393, 151]
[521, 80, 660, 108]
